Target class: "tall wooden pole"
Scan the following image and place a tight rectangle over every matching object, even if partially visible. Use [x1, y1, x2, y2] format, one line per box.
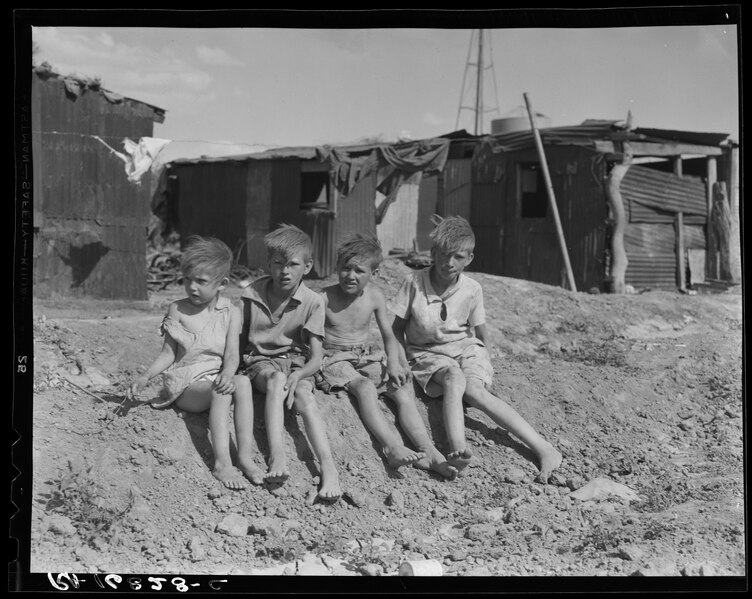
[675, 211, 685, 290]
[523, 93, 577, 292]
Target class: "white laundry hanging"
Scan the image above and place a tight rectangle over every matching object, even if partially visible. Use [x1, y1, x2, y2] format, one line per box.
[93, 136, 171, 184]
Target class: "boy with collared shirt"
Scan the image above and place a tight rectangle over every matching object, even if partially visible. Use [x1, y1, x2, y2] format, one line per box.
[389, 216, 562, 482]
[239, 224, 340, 500]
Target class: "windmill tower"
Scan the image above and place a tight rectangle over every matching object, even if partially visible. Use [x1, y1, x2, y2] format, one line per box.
[455, 29, 501, 135]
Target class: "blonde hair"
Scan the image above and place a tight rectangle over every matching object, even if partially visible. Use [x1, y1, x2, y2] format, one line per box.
[264, 224, 313, 262]
[336, 232, 383, 269]
[181, 235, 233, 282]
[430, 215, 475, 253]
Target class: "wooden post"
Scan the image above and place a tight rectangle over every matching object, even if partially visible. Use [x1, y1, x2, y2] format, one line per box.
[675, 211, 685, 290]
[605, 143, 632, 294]
[673, 156, 683, 176]
[706, 156, 717, 217]
[522, 93, 577, 292]
[711, 181, 733, 282]
[727, 145, 741, 283]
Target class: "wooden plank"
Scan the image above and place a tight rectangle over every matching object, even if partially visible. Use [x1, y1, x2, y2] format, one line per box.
[596, 140, 723, 157]
[706, 156, 717, 216]
[687, 249, 706, 285]
[675, 211, 685, 290]
[627, 142, 724, 157]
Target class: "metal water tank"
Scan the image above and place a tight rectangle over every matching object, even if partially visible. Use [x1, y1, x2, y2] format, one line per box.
[491, 107, 552, 134]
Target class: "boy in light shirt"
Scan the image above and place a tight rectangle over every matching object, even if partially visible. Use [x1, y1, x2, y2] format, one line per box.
[389, 216, 562, 482]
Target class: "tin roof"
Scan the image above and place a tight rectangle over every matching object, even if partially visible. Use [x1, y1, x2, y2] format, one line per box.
[33, 65, 167, 123]
[485, 119, 731, 153]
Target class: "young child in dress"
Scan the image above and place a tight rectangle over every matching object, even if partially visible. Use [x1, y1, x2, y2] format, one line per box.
[128, 236, 263, 490]
[239, 224, 340, 500]
[389, 216, 563, 482]
[316, 233, 458, 480]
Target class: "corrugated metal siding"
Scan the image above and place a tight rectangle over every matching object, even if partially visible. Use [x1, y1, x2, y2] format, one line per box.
[625, 253, 678, 289]
[174, 162, 250, 259]
[625, 223, 706, 254]
[468, 182, 505, 275]
[269, 159, 333, 276]
[622, 165, 707, 218]
[441, 159, 472, 220]
[32, 74, 159, 299]
[554, 147, 608, 291]
[245, 162, 273, 268]
[377, 181, 420, 254]
[268, 160, 376, 278]
[416, 174, 438, 250]
[470, 145, 607, 290]
[338, 171, 378, 238]
[333, 171, 377, 270]
[619, 165, 708, 289]
[304, 210, 336, 278]
[270, 160, 302, 229]
[629, 202, 706, 225]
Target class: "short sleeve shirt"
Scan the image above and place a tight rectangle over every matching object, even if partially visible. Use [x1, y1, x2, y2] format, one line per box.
[241, 276, 325, 357]
[387, 268, 486, 359]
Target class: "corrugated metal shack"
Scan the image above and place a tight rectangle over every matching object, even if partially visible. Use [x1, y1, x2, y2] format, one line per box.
[164, 136, 471, 277]
[470, 120, 736, 291]
[165, 145, 377, 278]
[32, 67, 166, 299]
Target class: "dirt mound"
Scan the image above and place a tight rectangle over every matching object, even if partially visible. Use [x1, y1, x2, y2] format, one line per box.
[22, 259, 744, 578]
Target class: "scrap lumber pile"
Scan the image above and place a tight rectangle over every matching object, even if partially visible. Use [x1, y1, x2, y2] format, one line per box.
[388, 247, 432, 269]
[146, 237, 263, 291]
[146, 243, 182, 291]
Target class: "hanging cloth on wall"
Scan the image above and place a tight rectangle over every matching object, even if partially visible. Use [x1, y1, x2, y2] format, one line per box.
[318, 138, 450, 223]
[93, 136, 172, 185]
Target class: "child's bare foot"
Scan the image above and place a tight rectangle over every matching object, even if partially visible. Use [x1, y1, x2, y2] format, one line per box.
[317, 461, 341, 501]
[237, 457, 265, 486]
[213, 464, 249, 490]
[384, 445, 425, 470]
[264, 454, 290, 484]
[534, 443, 563, 484]
[447, 447, 474, 476]
[414, 448, 459, 481]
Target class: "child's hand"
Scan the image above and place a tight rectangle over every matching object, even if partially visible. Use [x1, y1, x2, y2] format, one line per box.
[127, 376, 150, 401]
[387, 361, 411, 388]
[213, 372, 236, 395]
[283, 372, 301, 409]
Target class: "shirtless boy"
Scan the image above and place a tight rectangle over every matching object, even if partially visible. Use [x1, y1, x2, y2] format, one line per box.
[317, 233, 458, 480]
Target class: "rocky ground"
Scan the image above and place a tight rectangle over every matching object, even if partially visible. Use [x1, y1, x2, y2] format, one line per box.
[22, 259, 745, 582]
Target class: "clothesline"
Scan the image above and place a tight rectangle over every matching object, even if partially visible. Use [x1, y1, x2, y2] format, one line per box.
[32, 130, 282, 148]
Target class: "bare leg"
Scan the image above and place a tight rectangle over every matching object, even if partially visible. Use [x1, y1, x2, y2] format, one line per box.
[294, 381, 341, 500]
[385, 385, 457, 480]
[464, 380, 562, 483]
[347, 377, 423, 470]
[232, 375, 263, 485]
[428, 367, 473, 474]
[253, 371, 290, 484]
[176, 382, 247, 490]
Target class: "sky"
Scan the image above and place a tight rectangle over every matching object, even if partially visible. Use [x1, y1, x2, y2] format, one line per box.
[28, 12, 740, 160]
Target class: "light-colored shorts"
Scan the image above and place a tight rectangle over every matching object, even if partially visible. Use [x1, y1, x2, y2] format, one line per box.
[314, 343, 398, 394]
[240, 352, 309, 384]
[409, 342, 494, 398]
